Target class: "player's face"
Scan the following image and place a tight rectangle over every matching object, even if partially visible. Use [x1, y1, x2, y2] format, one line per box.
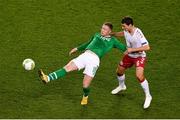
[101, 25, 111, 36]
[121, 23, 131, 31]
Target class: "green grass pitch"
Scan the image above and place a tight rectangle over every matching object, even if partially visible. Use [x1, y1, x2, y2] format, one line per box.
[0, 0, 180, 118]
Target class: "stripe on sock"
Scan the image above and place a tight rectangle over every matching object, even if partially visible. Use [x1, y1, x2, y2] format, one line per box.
[53, 72, 58, 79]
[49, 74, 54, 80]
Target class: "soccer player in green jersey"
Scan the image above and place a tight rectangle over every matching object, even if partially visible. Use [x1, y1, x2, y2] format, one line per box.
[38, 22, 127, 105]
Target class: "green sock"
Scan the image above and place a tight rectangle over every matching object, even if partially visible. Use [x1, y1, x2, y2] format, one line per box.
[83, 87, 90, 97]
[48, 68, 67, 80]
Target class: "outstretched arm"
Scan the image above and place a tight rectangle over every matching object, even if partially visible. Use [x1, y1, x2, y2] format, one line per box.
[69, 41, 90, 56]
[110, 31, 124, 37]
[114, 39, 127, 54]
[69, 35, 94, 56]
[76, 40, 92, 51]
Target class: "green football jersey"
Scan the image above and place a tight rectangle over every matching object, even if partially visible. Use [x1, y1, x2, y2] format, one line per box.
[77, 33, 126, 58]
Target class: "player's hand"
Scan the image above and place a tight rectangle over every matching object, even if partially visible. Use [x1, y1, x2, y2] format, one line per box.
[69, 48, 78, 56]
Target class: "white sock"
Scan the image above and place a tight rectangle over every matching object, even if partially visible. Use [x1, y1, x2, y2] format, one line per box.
[141, 79, 151, 97]
[117, 74, 125, 87]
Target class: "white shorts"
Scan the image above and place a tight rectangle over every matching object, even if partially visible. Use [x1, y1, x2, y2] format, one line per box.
[72, 51, 100, 77]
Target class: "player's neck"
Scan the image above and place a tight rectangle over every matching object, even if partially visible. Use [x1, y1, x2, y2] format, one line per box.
[128, 26, 136, 35]
[102, 34, 111, 38]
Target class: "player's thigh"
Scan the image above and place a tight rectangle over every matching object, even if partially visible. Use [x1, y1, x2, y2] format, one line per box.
[65, 53, 87, 72]
[134, 57, 146, 68]
[83, 74, 93, 88]
[136, 67, 145, 80]
[117, 55, 133, 75]
[64, 60, 78, 72]
[83, 64, 98, 77]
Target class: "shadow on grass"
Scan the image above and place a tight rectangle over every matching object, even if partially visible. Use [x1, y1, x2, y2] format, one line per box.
[80, 105, 89, 118]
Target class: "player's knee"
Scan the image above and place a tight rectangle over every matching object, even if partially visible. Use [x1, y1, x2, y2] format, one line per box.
[116, 67, 124, 76]
[64, 65, 70, 72]
[83, 80, 91, 88]
[116, 72, 123, 76]
[64, 61, 76, 72]
[136, 74, 145, 82]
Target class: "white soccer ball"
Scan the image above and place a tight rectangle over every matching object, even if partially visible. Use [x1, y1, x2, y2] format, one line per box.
[22, 58, 35, 70]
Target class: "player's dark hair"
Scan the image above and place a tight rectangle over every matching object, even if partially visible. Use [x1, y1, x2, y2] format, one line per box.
[104, 22, 113, 30]
[121, 16, 133, 25]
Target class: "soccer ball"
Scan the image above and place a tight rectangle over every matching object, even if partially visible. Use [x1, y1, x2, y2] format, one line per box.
[22, 58, 35, 70]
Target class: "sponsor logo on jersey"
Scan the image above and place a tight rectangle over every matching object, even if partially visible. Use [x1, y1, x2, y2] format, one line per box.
[100, 36, 111, 41]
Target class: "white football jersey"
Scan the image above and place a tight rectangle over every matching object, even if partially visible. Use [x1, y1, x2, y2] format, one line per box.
[124, 28, 149, 58]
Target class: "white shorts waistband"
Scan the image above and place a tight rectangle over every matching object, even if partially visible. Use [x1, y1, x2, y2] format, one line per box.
[85, 50, 99, 61]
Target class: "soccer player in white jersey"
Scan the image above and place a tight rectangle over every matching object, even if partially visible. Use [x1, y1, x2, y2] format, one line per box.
[111, 17, 152, 109]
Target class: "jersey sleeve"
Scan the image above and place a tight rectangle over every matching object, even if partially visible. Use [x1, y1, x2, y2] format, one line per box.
[77, 34, 94, 51]
[113, 38, 127, 52]
[137, 29, 149, 46]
